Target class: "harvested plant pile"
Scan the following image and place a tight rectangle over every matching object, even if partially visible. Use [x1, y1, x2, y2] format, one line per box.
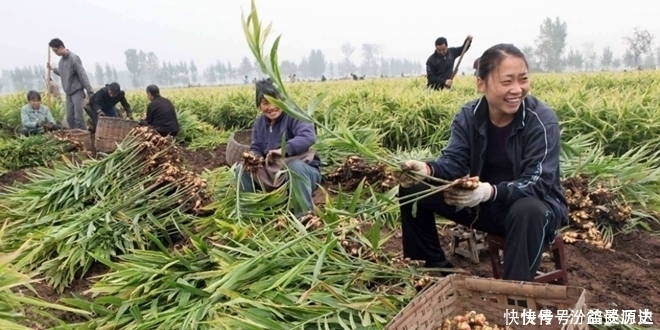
[561, 173, 632, 249]
[438, 311, 511, 330]
[325, 155, 398, 192]
[240, 151, 265, 173]
[0, 135, 70, 173]
[0, 127, 211, 291]
[62, 208, 424, 329]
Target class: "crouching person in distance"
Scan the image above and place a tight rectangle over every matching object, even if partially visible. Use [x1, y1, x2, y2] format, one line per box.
[21, 90, 61, 135]
[139, 84, 180, 137]
[396, 44, 568, 281]
[235, 78, 322, 218]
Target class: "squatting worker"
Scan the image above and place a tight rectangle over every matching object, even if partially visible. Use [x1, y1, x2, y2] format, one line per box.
[21, 90, 60, 135]
[398, 43, 568, 281]
[86, 82, 134, 130]
[139, 84, 179, 137]
[47, 38, 95, 130]
[235, 78, 322, 218]
[426, 35, 472, 90]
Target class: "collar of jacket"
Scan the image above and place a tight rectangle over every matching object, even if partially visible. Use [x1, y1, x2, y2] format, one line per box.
[472, 95, 526, 136]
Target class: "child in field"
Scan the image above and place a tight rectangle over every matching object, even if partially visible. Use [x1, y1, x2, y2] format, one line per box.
[20, 90, 60, 135]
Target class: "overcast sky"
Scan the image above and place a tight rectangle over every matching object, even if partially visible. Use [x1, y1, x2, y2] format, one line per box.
[1, 0, 658, 72]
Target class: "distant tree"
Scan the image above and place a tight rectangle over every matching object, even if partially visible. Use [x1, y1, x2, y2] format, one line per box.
[623, 27, 655, 67]
[340, 42, 356, 76]
[94, 63, 105, 85]
[226, 61, 237, 82]
[643, 54, 656, 69]
[566, 48, 584, 71]
[104, 63, 113, 83]
[600, 46, 614, 70]
[534, 17, 568, 72]
[582, 42, 597, 71]
[124, 49, 145, 87]
[189, 60, 198, 83]
[307, 49, 327, 78]
[278, 60, 296, 77]
[623, 50, 635, 68]
[238, 56, 253, 78]
[203, 65, 217, 84]
[612, 58, 621, 70]
[298, 57, 309, 77]
[361, 43, 380, 76]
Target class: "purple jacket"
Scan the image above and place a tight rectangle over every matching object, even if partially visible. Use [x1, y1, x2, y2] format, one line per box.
[249, 112, 321, 168]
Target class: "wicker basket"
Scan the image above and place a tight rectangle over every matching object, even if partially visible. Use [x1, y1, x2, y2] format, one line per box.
[226, 129, 253, 165]
[95, 117, 138, 153]
[63, 128, 93, 151]
[386, 274, 587, 330]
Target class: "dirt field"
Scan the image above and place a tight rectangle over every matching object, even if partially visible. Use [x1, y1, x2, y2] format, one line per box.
[1, 145, 658, 327]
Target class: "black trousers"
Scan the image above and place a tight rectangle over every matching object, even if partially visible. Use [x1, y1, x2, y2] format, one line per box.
[399, 182, 558, 281]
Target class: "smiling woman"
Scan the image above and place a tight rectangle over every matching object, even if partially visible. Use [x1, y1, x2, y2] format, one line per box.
[396, 43, 568, 282]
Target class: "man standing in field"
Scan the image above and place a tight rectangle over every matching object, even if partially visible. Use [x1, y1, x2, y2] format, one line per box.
[426, 35, 472, 90]
[47, 38, 95, 130]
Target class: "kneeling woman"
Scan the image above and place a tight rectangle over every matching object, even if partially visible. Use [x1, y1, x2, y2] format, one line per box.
[235, 78, 322, 217]
[398, 44, 568, 281]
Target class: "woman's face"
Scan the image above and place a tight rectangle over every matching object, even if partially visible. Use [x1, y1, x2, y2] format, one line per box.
[260, 99, 282, 121]
[477, 56, 530, 118]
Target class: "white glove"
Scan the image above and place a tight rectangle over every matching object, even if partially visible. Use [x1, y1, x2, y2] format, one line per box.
[397, 160, 429, 188]
[444, 182, 493, 208]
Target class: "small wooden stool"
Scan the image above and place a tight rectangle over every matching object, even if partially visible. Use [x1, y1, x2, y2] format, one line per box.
[448, 226, 487, 264]
[487, 232, 568, 285]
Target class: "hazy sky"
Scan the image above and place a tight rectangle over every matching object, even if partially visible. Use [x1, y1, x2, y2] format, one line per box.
[2, 0, 658, 73]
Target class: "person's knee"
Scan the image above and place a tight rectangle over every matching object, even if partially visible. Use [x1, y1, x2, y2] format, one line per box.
[287, 159, 307, 173]
[507, 197, 551, 227]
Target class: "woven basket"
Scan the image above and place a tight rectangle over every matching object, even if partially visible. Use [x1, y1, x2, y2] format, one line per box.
[386, 274, 588, 330]
[95, 117, 138, 153]
[63, 128, 93, 151]
[226, 129, 253, 165]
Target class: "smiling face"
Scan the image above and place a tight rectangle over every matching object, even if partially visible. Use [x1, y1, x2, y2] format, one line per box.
[259, 99, 282, 121]
[477, 55, 530, 122]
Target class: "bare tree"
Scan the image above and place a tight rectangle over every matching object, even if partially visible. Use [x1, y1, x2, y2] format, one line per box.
[623, 27, 654, 67]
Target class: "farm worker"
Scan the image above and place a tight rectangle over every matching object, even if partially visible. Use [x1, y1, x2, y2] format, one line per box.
[139, 84, 179, 137]
[397, 44, 568, 282]
[20, 90, 60, 135]
[426, 35, 472, 90]
[85, 82, 134, 130]
[236, 78, 322, 218]
[47, 38, 95, 131]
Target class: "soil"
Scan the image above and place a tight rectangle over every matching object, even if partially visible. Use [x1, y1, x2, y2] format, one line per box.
[179, 144, 228, 174]
[0, 169, 29, 189]
[377, 225, 660, 325]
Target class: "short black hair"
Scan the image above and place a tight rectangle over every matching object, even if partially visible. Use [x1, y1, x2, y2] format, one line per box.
[477, 43, 528, 81]
[255, 78, 281, 108]
[27, 90, 41, 102]
[146, 84, 160, 97]
[435, 37, 447, 46]
[108, 82, 121, 94]
[49, 38, 64, 48]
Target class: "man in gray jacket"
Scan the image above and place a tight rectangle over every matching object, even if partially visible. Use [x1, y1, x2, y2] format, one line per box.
[47, 38, 94, 130]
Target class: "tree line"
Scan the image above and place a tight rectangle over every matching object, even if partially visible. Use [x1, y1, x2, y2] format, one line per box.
[0, 17, 658, 93]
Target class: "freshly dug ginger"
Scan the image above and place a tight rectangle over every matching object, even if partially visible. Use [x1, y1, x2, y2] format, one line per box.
[436, 311, 511, 330]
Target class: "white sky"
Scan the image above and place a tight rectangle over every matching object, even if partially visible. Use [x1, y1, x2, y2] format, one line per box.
[1, 0, 658, 71]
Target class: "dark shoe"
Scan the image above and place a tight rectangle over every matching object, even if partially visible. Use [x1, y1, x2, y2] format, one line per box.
[423, 260, 455, 277]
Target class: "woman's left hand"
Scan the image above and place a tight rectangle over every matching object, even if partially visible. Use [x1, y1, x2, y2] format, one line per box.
[444, 182, 493, 208]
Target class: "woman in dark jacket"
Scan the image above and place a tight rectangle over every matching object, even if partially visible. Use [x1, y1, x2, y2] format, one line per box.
[398, 43, 568, 282]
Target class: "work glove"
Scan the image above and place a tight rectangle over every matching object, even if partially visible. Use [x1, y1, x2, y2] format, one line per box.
[51, 124, 61, 131]
[97, 110, 105, 117]
[396, 160, 429, 188]
[444, 182, 493, 208]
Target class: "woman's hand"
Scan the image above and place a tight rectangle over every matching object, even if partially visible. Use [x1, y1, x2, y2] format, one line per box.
[396, 160, 430, 188]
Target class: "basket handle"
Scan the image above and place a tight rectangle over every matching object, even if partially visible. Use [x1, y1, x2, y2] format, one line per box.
[464, 277, 568, 299]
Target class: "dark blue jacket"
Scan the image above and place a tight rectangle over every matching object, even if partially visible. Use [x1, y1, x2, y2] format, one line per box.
[250, 112, 321, 168]
[427, 95, 568, 224]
